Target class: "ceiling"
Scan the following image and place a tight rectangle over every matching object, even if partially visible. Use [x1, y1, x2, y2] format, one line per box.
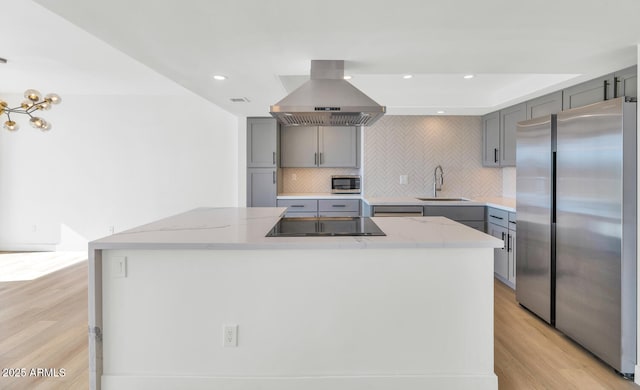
[3, 0, 640, 116]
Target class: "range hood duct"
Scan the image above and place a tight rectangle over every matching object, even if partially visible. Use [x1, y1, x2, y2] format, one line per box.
[270, 60, 385, 127]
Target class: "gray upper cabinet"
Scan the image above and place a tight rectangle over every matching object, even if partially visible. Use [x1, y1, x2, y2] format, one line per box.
[247, 168, 277, 207]
[318, 127, 358, 167]
[614, 65, 637, 99]
[482, 111, 500, 167]
[281, 126, 359, 168]
[247, 117, 278, 168]
[562, 73, 614, 110]
[526, 91, 563, 119]
[500, 103, 525, 167]
[483, 104, 524, 167]
[280, 126, 317, 167]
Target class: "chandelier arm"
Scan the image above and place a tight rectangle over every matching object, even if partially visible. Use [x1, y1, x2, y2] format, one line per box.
[6, 107, 28, 114]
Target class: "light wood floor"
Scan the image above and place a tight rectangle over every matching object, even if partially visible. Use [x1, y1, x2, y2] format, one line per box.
[495, 279, 638, 389]
[0, 254, 88, 390]
[0, 253, 638, 389]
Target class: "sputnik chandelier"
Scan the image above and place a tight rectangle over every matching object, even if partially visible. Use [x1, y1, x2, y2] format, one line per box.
[1, 89, 62, 132]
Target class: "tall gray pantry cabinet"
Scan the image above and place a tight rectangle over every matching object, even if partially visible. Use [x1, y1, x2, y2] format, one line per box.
[247, 117, 278, 207]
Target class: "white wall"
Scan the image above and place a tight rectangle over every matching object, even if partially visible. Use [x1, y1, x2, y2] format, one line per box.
[0, 93, 238, 250]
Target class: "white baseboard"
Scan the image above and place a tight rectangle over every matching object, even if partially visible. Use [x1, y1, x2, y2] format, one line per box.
[101, 374, 499, 390]
[635, 365, 640, 385]
[0, 244, 57, 252]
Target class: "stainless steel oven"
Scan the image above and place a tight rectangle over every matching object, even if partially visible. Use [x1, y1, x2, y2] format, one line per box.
[331, 175, 361, 194]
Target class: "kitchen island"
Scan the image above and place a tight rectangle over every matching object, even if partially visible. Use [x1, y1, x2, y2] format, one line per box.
[88, 207, 503, 390]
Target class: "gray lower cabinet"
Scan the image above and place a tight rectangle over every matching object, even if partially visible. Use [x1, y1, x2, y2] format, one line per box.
[525, 91, 563, 120]
[280, 126, 359, 168]
[508, 213, 516, 285]
[423, 206, 485, 231]
[277, 198, 361, 217]
[247, 168, 277, 207]
[488, 222, 509, 283]
[318, 199, 360, 217]
[277, 199, 318, 217]
[488, 207, 516, 288]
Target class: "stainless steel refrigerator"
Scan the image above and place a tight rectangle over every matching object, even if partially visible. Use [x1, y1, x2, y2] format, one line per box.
[516, 97, 637, 375]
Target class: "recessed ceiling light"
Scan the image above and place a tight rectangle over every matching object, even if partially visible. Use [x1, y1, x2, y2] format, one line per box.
[403, 74, 413, 79]
[463, 74, 475, 79]
[343, 75, 352, 80]
[437, 110, 445, 114]
[213, 75, 227, 81]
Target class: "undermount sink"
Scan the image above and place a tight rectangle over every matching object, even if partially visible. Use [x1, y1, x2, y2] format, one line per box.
[416, 197, 469, 202]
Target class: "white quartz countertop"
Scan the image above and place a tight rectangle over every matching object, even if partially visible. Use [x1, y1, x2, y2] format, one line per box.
[364, 196, 516, 212]
[278, 193, 516, 212]
[277, 193, 363, 200]
[90, 207, 503, 250]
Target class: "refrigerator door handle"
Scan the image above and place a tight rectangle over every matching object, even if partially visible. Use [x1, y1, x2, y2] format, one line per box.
[552, 151, 557, 223]
[494, 148, 498, 163]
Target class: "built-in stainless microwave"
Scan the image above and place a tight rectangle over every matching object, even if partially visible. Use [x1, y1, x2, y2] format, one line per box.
[331, 175, 361, 194]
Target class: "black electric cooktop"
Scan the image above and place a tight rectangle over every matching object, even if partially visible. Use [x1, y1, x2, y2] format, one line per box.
[266, 217, 386, 237]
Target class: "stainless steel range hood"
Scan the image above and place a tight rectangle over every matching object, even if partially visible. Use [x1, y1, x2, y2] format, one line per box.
[270, 60, 386, 127]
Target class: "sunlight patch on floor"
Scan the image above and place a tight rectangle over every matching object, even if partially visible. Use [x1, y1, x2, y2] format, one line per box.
[0, 251, 87, 282]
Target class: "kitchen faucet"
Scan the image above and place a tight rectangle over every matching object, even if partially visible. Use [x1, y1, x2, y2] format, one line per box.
[433, 165, 444, 197]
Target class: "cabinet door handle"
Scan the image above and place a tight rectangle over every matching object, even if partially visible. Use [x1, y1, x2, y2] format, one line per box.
[501, 232, 506, 249]
[290, 205, 305, 208]
[604, 79, 609, 100]
[272, 152, 276, 165]
[272, 171, 276, 184]
[507, 233, 511, 252]
[490, 215, 504, 220]
[314, 152, 318, 165]
[332, 204, 346, 208]
[614, 76, 620, 98]
[494, 148, 498, 163]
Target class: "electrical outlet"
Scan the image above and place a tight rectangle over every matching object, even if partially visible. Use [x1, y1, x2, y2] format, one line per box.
[112, 256, 127, 278]
[399, 175, 408, 185]
[223, 324, 238, 347]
